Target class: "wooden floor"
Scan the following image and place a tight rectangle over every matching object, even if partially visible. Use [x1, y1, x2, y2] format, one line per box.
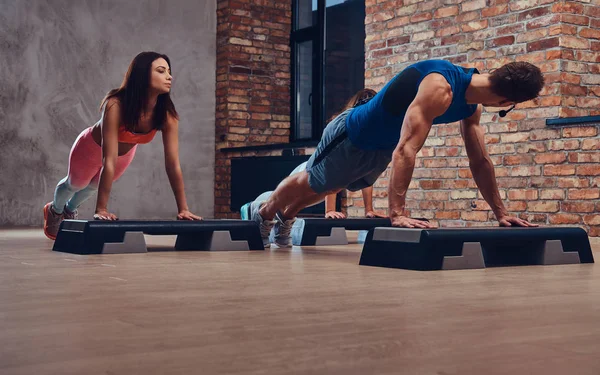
[1, 229, 600, 375]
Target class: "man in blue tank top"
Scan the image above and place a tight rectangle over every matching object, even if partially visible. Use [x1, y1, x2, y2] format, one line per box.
[249, 59, 545, 245]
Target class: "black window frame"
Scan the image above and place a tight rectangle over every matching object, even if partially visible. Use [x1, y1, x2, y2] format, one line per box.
[290, 0, 326, 142]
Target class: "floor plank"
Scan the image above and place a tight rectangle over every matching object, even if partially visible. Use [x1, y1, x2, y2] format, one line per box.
[1, 229, 599, 375]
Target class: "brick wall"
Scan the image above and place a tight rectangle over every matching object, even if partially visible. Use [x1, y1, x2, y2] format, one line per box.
[214, 0, 599, 236]
[215, 0, 292, 218]
[362, 0, 600, 235]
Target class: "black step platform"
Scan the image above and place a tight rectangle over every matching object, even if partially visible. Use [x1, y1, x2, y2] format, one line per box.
[292, 218, 391, 246]
[359, 226, 594, 271]
[53, 219, 264, 255]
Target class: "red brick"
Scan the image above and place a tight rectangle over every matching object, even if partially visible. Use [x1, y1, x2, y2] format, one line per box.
[419, 180, 444, 190]
[508, 189, 538, 200]
[435, 211, 461, 220]
[433, 5, 458, 18]
[367, 40, 387, 51]
[496, 178, 528, 188]
[557, 177, 590, 188]
[519, 213, 548, 223]
[500, 132, 529, 143]
[526, 14, 561, 30]
[527, 201, 559, 213]
[469, 199, 490, 211]
[577, 97, 600, 108]
[373, 10, 395, 22]
[540, 189, 565, 200]
[518, 6, 551, 22]
[511, 166, 541, 177]
[563, 127, 598, 138]
[461, 211, 489, 222]
[386, 16, 411, 29]
[498, 23, 525, 35]
[437, 26, 462, 39]
[583, 215, 600, 226]
[582, 139, 600, 150]
[410, 12, 433, 23]
[561, 14, 590, 26]
[423, 157, 449, 168]
[530, 129, 561, 140]
[549, 214, 581, 224]
[577, 165, 600, 176]
[559, 108, 589, 118]
[482, 4, 508, 17]
[560, 36, 590, 49]
[506, 201, 528, 212]
[569, 153, 600, 163]
[387, 36, 411, 47]
[562, 201, 596, 213]
[534, 153, 567, 164]
[552, 1, 584, 14]
[530, 177, 556, 188]
[487, 36, 515, 48]
[561, 84, 588, 96]
[544, 165, 576, 176]
[419, 201, 445, 210]
[580, 28, 600, 40]
[510, 0, 539, 11]
[568, 189, 600, 200]
[527, 37, 559, 52]
[504, 155, 533, 165]
[462, 0, 486, 11]
[462, 20, 489, 32]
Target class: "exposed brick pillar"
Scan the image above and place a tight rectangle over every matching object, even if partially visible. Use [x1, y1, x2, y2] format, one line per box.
[215, 0, 292, 218]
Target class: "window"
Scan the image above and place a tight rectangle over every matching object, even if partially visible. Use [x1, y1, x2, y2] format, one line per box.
[291, 0, 366, 142]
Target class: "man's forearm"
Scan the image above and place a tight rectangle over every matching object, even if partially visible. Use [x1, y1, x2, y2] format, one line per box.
[388, 150, 416, 217]
[470, 158, 508, 219]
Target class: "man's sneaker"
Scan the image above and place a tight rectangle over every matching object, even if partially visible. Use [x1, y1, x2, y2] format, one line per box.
[43, 202, 64, 240]
[272, 212, 296, 248]
[250, 200, 275, 248]
[63, 207, 78, 220]
[240, 202, 252, 220]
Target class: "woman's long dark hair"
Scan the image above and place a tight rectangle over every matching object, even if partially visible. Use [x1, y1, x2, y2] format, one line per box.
[100, 52, 178, 131]
[328, 88, 377, 122]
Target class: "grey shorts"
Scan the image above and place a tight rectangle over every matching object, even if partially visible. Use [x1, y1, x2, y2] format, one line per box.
[306, 109, 392, 193]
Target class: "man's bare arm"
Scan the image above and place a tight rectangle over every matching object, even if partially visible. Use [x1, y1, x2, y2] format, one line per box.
[460, 106, 537, 227]
[388, 74, 451, 228]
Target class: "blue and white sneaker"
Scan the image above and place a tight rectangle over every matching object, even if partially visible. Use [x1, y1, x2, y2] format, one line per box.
[240, 202, 252, 221]
[250, 200, 276, 248]
[272, 212, 296, 248]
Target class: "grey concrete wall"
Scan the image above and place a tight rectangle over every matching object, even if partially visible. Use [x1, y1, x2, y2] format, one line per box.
[0, 0, 216, 225]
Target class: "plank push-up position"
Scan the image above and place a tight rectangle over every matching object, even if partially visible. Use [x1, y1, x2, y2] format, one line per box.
[241, 89, 386, 247]
[43, 52, 201, 240]
[249, 59, 545, 247]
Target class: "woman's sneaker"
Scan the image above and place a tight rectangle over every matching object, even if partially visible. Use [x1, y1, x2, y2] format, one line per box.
[43, 202, 64, 240]
[273, 212, 296, 248]
[63, 207, 78, 220]
[240, 202, 252, 221]
[250, 200, 275, 248]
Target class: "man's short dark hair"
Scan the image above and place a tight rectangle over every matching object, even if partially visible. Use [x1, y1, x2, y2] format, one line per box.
[489, 62, 545, 103]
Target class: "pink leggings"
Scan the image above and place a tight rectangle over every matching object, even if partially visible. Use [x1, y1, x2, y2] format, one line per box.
[52, 127, 136, 213]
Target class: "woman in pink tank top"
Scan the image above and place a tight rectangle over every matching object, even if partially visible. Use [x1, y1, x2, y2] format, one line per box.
[43, 52, 201, 240]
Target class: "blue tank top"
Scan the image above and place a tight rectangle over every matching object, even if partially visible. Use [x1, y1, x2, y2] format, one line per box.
[346, 60, 479, 150]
